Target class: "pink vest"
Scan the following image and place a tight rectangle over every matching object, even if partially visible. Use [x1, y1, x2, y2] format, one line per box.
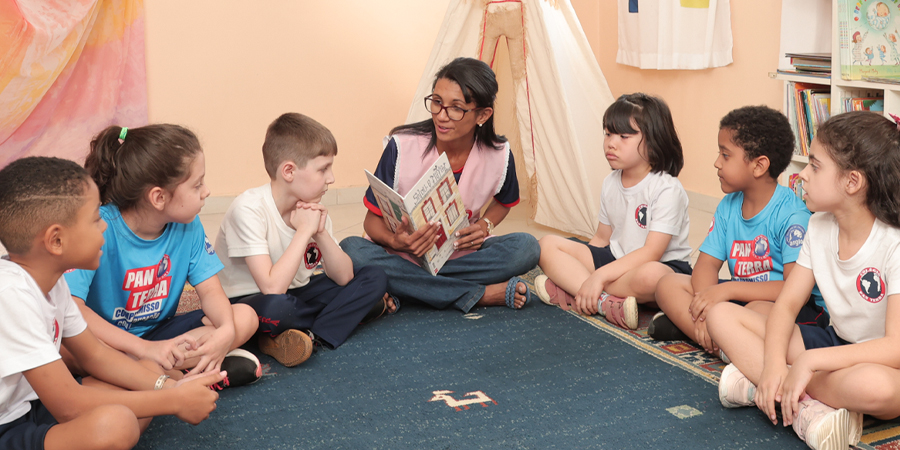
[386, 133, 510, 262]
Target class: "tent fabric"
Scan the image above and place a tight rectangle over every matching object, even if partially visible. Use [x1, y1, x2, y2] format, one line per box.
[616, 0, 733, 70]
[407, 0, 615, 238]
[0, 0, 147, 167]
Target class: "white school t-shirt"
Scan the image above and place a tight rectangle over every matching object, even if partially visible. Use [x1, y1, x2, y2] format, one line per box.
[0, 259, 87, 425]
[797, 213, 900, 343]
[215, 184, 339, 298]
[597, 170, 692, 263]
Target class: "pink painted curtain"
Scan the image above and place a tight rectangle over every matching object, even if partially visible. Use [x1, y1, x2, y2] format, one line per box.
[0, 0, 147, 167]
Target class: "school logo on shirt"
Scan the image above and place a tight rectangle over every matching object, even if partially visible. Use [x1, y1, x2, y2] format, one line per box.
[305, 243, 322, 270]
[785, 224, 806, 249]
[857, 268, 886, 303]
[729, 235, 773, 282]
[204, 236, 216, 255]
[708, 217, 715, 234]
[52, 319, 60, 345]
[634, 204, 648, 229]
[112, 255, 172, 330]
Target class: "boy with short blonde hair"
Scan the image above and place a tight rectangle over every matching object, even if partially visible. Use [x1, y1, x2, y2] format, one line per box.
[215, 113, 390, 367]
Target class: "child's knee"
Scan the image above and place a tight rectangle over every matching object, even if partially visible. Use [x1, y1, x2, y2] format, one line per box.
[354, 265, 388, 292]
[232, 303, 260, 338]
[656, 273, 691, 306]
[87, 405, 140, 449]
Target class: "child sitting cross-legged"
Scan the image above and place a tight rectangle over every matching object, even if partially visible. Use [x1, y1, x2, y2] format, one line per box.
[0, 157, 222, 450]
[64, 125, 261, 389]
[707, 111, 900, 450]
[652, 106, 823, 355]
[535, 93, 692, 329]
[214, 113, 389, 367]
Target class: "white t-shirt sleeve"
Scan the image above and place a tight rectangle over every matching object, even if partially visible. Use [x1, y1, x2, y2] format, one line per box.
[796, 214, 820, 271]
[224, 198, 272, 258]
[0, 287, 61, 377]
[647, 182, 689, 236]
[597, 173, 615, 226]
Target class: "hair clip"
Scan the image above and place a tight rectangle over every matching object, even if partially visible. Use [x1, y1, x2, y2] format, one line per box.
[890, 114, 900, 131]
[118, 127, 128, 143]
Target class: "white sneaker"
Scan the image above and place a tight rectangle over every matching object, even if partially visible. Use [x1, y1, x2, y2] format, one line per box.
[849, 410, 863, 446]
[793, 398, 851, 450]
[718, 364, 756, 408]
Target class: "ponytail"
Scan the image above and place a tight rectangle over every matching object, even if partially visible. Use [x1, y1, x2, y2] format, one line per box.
[85, 124, 202, 211]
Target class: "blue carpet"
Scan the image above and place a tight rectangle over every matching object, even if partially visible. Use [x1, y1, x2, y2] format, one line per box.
[136, 300, 808, 449]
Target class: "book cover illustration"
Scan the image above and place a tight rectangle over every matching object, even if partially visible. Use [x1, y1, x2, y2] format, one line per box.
[840, 0, 900, 80]
[365, 152, 468, 275]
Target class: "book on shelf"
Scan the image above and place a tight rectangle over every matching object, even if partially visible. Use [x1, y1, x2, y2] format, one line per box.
[364, 152, 468, 275]
[784, 52, 832, 75]
[844, 96, 885, 111]
[789, 173, 806, 203]
[838, 0, 900, 81]
[777, 69, 831, 79]
[786, 81, 831, 157]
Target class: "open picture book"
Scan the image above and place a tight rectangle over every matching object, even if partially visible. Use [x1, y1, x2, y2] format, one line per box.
[365, 152, 469, 275]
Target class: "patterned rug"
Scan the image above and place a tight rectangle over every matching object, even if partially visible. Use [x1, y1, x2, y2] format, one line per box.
[172, 268, 900, 449]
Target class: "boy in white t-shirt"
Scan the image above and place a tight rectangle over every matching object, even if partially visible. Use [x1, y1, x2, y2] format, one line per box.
[215, 113, 390, 367]
[0, 157, 221, 450]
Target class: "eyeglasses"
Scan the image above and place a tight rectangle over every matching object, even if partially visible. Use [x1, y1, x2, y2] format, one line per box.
[424, 96, 473, 121]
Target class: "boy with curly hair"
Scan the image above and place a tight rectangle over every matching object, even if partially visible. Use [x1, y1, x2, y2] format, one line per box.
[651, 106, 823, 356]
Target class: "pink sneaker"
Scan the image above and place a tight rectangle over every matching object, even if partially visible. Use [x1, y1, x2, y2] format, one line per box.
[718, 363, 756, 408]
[792, 397, 853, 450]
[598, 292, 638, 329]
[534, 275, 575, 311]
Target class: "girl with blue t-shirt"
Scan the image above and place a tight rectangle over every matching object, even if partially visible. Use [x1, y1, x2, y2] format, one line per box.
[65, 125, 260, 388]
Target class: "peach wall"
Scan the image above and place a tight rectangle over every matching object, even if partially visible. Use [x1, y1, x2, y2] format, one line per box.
[145, 1, 783, 200]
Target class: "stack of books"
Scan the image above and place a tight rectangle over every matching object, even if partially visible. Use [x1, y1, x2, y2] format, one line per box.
[778, 53, 831, 79]
[842, 97, 884, 112]
[786, 82, 831, 156]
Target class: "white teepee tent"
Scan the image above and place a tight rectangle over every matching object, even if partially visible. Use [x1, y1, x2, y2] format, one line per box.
[406, 0, 615, 238]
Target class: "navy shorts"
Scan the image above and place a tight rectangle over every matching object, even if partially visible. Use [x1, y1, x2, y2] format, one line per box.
[799, 323, 850, 350]
[141, 309, 206, 341]
[588, 244, 692, 275]
[0, 400, 56, 450]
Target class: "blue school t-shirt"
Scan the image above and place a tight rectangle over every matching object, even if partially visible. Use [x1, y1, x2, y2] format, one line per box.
[699, 184, 821, 304]
[65, 204, 223, 337]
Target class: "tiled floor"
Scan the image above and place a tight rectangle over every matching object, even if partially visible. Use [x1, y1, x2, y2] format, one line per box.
[199, 199, 719, 270]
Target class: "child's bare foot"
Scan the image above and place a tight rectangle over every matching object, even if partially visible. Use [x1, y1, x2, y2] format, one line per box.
[476, 279, 529, 309]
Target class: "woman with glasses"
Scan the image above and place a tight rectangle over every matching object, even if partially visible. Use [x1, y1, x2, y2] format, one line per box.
[340, 57, 540, 313]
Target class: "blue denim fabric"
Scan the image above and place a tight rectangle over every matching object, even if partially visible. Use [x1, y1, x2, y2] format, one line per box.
[340, 233, 540, 313]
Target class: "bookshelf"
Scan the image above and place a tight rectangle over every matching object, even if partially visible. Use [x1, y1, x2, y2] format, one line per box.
[774, 0, 900, 186]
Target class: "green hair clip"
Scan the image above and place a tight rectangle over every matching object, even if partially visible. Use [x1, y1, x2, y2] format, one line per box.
[119, 127, 128, 141]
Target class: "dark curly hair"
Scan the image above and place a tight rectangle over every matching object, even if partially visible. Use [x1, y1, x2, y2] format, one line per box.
[603, 93, 684, 177]
[815, 111, 900, 228]
[0, 157, 91, 254]
[719, 106, 794, 180]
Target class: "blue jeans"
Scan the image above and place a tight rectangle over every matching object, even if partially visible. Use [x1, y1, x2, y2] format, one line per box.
[340, 233, 540, 313]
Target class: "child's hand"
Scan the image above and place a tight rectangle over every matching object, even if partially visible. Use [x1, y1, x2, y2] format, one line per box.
[391, 216, 440, 257]
[290, 202, 323, 237]
[689, 284, 728, 322]
[755, 364, 789, 425]
[316, 206, 328, 235]
[183, 326, 234, 376]
[780, 356, 814, 426]
[693, 319, 719, 354]
[174, 370, 224, 425]
[575, 272, 605, 315]
[139, 334, 199, 370]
